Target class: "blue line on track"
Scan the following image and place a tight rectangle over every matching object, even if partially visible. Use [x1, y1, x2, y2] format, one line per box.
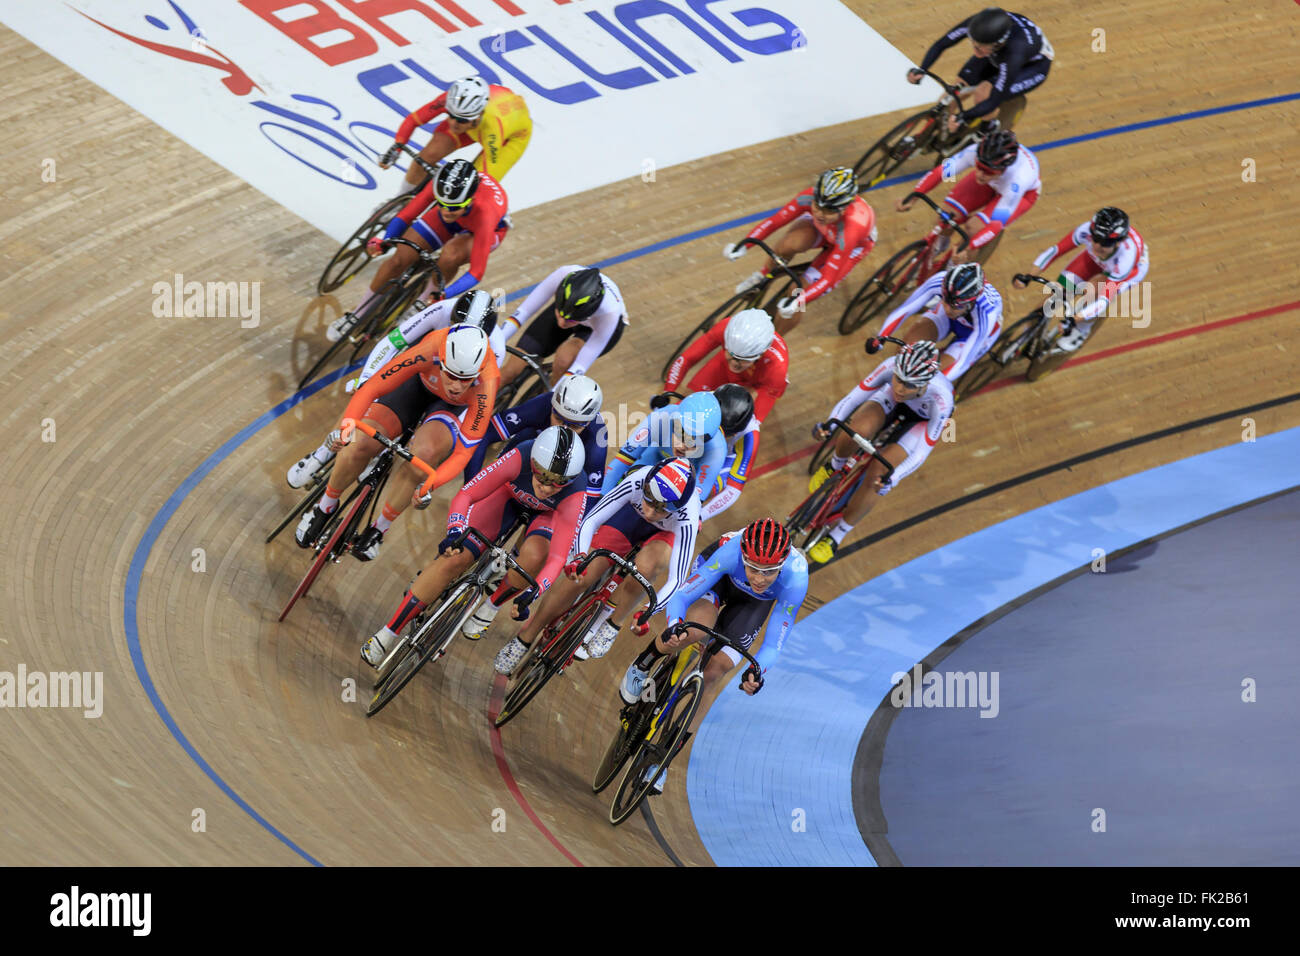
[121, 90, 1297, 862]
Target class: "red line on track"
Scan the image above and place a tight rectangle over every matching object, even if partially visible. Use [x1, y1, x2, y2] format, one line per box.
[486, 675, 584, 866]
[750, 299, 1300, 479]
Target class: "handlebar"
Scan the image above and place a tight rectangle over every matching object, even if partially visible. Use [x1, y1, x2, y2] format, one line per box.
[908, 67, 965, 97]
[1013, 273, 1074, 320]
[580, 548, 658, 627]
[343, 419, 438, 498]
[664, 621, 763, 691]
[738, 238, 804, 290]
[813, 417, 897, 481]
[903, 192, 971, 250]
[393, 140, 442, 183]
[459, 525, 540, 594]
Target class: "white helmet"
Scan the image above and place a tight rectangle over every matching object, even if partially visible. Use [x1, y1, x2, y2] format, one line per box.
[439, 324, 489, 379]
[724, 309, 775, 361]
[445, 76, 489, 121]
[551, 374, 603, 424]
[530, 425, 586, 484]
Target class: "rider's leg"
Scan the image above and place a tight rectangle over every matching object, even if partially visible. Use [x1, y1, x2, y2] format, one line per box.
[581, 538, 670, 659]
[499, 306, 563, 387]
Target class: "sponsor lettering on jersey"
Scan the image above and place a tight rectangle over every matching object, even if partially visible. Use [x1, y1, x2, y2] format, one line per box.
[380, 354, 425, 379]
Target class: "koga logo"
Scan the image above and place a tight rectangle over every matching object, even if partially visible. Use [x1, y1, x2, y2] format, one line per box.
[380, 355, 424, 379]
[50, 886, 151, 936]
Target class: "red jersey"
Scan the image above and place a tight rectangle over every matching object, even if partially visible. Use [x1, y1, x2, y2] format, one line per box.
[664, 314, 789, 422]
[746, 189, 876, 302]
[396, 170, 509, 284]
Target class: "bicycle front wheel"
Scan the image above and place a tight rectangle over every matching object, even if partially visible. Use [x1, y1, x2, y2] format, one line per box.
[317, 195, 407, 295]
[495, 601, 602, 729]
[837, 241, 927, 335]
[609, 674, 702, 826]
[366, 583, 479, 717]
[853, 109, 940, 190]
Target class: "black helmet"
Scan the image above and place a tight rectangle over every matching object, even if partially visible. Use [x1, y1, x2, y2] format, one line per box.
[968, 7, 1013, 45]
[451, 289, 498, 334]
[554, 267, 605, 322]
[941, 262, 984, 307]
[433, 158, 479, 207]
[976, 127, 1019, 171]
[1090, 207, 1130, 245]
[713, 384, 755, 436]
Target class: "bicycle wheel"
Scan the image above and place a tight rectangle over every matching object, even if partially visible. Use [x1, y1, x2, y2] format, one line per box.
[852, 109, 941, 190]
[837, 241, 927, 336]
[347, 269, 433, 364]
[366, 581, 480, 717]
[494, 600, 603, 729]
[953, 353, 1002, 402]
[807, 433, 836, 477]
[317, 196, 407, 295]
[609, 673, 702, 826]
[277, 484, 372, 622]
[660, 289, 757, 382]
[266, 461, 335, 544]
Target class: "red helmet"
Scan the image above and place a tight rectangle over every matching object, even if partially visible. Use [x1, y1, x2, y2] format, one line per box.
[741, 518, 791, 569]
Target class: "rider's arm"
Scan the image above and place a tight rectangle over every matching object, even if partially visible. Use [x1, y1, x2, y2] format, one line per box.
[826, 359, 894, 425]
[394, 93, 448, 145]
[577, 467, 642, 554]
[664, 316, 727, 391]
[753, 553, 809, 674]
[693, 433, 727, 504]
[879, 273, 944, 339]
[700, 428, 759, 522]
[565, 310, 622, 378]
[338, 335, 440, 429]
[383, 181, 435, 241]
[799, 205, 877, 304]
[751, 352, 788, 422]
[601, 411, 661, 494]
[958, 36, 1036, 123]
[431, 371, 501, 488]
[918, 17, 972, 72]
[915, 144, 976, 197]
[501, 264, 573, 339]
[1032, 222, 1089, 272]
[745, 191, 807, 243]
[535, 488, 587, 593]
[654, 495, 702, 613]
[356, 299, 456, 387]
[582, 422, 610, 507]
[888, 389, 953, 487]
[447, 445, 521, 532]
[665, 532, 727, 623]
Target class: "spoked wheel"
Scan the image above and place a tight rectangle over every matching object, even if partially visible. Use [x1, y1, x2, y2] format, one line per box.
[593, 701, 650, 795]
[266, 462, 335, 544]
[346, 269, 433, 364]
[608, 674, 702, 826]
[807, 433, 836, 477]
[366, 583, 479, 717]
[837, 241, 928, 336]
[277, 484, 371, 622]
[660, 289, 758, 382]
[316, 195, 408, 295]
[495, 602, 602, 729]
[953, 353, 1002, 402]
[852, 109, 941, 190]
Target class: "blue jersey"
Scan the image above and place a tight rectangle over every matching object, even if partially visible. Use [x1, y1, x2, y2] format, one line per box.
[666, 535, 808, 673]
[601, 406, 725, 503]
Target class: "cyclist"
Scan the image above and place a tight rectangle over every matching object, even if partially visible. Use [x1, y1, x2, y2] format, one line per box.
[724, 168, 877, 335]
[1018, 206, 1149, 352]
[461, 373, 607, 501]
[659, 309, 788, 424]
[866, 262, 1004, 383]
[908, 7, 1053, 135]
[805, 341, 953, 564]
[361, 426, 586, 668]
[618, 518, 807, 793]
[898, 126, 1039, 269]
[293, 325, 497, 562]
[493, 457, 700, 673]
[289, 291, 503, 488]
[700, 384, 759, 521]
[379, 76, 531, 197]
[496, 265, 628, 387]
[603, 391, 725, 506]
[327, 159, 509, 342]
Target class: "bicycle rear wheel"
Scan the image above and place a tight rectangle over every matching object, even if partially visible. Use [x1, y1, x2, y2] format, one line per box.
[609, 674, 702, 826]
[266, 462, 335, 544]
[660, 289, 757, 382]
[347, 269, 432, 364]
[953, 353, 1002, 402]
[366, 582, 479, 717]
[317, 196, 407, 295]
[495, 600, 603, 729]
[278, 484, 371, 622]
[837, 241, 927, 336]
[852, 109, 940, 190]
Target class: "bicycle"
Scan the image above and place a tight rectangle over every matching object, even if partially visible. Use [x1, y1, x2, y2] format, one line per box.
[493, 547, 656, 729]
[786, 411, 912, 557]
[837, 192, 971, 336]
[851, 69, 978, 190]
[315, 142, 438, 295]
[660, 238, 808, 382]
[366, 523, 538, 717]
[276, 421, 436, 622]
[491, 346, 554, 415]
[954, 274, 1079, 400]
[593, 621, 762, 826]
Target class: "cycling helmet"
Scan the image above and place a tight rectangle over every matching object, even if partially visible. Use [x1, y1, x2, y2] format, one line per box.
[714, 384, 755, 437]
[675, 391, 722, 448]
[450, 289, 498, 334]
[814, 167, 858, 209]
[968, 7, 1013, 46]
[445, 76, 489, 121]
[723, 309, 775, 361]
[433, 159, 479, 207]
[741, 518, 791, 569]
[975, 128, 1019, 172]
[893, 340, 941, 388]
[1090, 206, 1130, 245]
[941, 262, 985, 307]
[554, 267, 605, 322]
[551, 374, 603, 425]
[641, 457, 695, 510]
[529, 425, 585, 485]
[439, 324, 489, 379]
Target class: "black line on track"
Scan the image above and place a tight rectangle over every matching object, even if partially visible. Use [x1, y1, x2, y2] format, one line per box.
[641, 801, 686, 867]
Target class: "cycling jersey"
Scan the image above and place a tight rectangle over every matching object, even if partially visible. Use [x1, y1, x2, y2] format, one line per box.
[828, 356, 954, 491]
[355, 296, 507, 389]
[663, 315, 789, 422]
[920, 11, 1054, 123]
[601, 405, 725, 504]
[502, 265, 628, 376]
[667, 533, 808, 674]
[744, 190, 877, 303]
[394, 84, 532, 182]
[701, 418, 760, 521]
[878, 273, 1004, 381]
[1033, 223, 1149, 322]
[915, 142, 1040, 250]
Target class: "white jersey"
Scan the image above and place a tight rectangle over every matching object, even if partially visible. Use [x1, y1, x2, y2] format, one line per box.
[354, 295, 507, 388]
[506, 265, 628, 376]
[1032, 223, 1150, 323]
[876, 273, 1004, 382]
[942, 143, 1041, 223]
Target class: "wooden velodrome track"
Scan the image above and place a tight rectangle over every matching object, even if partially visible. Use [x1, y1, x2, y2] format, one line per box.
[3, 1, 1297, 866]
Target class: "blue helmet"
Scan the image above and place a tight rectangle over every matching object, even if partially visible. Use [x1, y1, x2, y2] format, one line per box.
[674, 392, 722, 450]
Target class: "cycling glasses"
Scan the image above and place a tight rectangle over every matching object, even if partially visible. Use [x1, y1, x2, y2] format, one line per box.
[531, 463, 569, 487]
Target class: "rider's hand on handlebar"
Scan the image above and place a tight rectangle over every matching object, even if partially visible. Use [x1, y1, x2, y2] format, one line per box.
[510, 587, 537, 621]
[723, 241, 749, 261]
[379, 143, 402, 169]
[564, 554, 587, 582]
[413, 486, 436, 510]
[661, 620, 691, 649]
[632, 605, 653, 637]
[366, 236, 388, 257]
[776, 294, 803, 320]
[438, 531, 465, 555]
[649, 392, 673, 411]
[864, 336, 883, 355]
[812, 421, 832, 441]
[326, 428, 348, 453]
[740, 666, 764, 695]
[895, 195, 914, 213]
[906, 68, 924, 85]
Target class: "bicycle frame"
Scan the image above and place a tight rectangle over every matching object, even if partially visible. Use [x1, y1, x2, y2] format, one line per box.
[787, 415, 902, 546]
